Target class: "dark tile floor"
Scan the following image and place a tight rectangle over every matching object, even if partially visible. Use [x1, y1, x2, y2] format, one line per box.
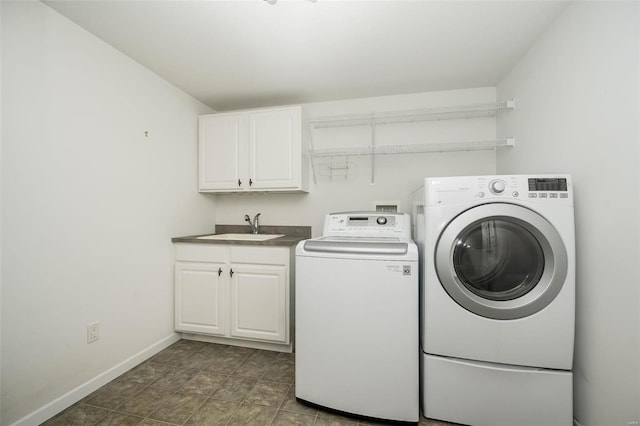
[42, 339, 455, 426]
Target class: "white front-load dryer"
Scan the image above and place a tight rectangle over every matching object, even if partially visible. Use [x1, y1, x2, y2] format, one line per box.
[412, 175, 575, 426]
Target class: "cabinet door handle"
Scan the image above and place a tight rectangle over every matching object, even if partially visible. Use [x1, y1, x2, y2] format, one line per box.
[218, 267, 222, 276]
[237, 179, 242, 187]
[229, 268, 234, 277]
[249, 178, 253, 187]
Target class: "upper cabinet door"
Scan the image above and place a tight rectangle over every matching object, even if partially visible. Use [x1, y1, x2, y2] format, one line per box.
[199, 113, 246, 191]
[248, 107, 301, 190]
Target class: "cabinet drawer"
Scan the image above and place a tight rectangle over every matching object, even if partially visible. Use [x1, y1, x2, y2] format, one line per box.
[175, 244, 227, 263]
[230, 246, 288, 265]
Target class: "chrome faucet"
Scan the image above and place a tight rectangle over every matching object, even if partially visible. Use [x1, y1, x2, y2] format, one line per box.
[244, 213, 261, 234]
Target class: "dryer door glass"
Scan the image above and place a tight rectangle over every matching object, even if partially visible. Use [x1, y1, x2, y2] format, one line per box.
[452, 219, 545, 301]
[435, 203, 569, 320]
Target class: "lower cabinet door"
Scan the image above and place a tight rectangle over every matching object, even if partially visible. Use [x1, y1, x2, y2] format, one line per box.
[175, 262, 226, 336]
[229, 264, 287, 343]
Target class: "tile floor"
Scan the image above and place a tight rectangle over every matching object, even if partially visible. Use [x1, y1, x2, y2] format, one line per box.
[42, 339, 456, 426]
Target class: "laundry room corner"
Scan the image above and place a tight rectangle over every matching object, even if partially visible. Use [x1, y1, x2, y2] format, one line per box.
[496, 2, 640, 424]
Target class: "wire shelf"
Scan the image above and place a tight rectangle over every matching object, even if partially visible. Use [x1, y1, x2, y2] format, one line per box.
[309, 100, 514, 129]
[309, 138, 515, 158]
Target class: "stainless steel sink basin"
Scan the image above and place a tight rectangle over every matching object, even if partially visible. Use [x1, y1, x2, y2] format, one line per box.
[197, 233, 285, 241]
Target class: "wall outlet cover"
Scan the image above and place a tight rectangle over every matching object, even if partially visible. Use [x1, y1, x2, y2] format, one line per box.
[87, 322, 99, 344]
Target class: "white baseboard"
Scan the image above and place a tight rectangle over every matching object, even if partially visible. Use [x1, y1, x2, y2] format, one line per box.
[10, 333, 181, 426]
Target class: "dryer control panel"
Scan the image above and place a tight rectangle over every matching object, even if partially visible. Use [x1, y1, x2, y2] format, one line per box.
[323, 211, 412, 240]
[423, 175, 573, 207]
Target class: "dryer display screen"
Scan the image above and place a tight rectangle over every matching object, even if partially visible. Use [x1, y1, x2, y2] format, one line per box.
[528, 178, 567, 192]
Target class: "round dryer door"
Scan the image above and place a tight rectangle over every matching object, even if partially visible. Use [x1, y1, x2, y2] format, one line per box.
[435, 203, 568, 320]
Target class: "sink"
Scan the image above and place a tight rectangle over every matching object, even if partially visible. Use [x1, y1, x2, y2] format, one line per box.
[197, 233, 285, 241]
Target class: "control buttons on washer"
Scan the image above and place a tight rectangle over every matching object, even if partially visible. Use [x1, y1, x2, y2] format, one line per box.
[376, 216, 388, 225]
[478, 192, 485, 198]
[528, 193, 537, 198]
[550, 193, 558, 198]
[560, 193, 569, 198]
[489, 179, 506, 194]
[539, 193, 548, 198]
[512, 191, 519, 198]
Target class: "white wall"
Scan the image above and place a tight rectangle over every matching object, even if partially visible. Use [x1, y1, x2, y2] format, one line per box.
[496, 2, 640, 425]
[214, 88, 499, 236]
[0, 2, 216, 424]
[0, 1, 3, 421]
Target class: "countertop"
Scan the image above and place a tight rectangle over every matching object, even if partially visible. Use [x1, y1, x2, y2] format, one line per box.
[171, 225, 311, 247]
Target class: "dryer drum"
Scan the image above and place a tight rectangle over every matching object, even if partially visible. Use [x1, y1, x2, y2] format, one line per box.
[452, 218, 545, 301]
[435, 203, 568, 320]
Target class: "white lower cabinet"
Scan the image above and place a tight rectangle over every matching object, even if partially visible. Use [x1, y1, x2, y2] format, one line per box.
[174, 243, 292, 350]
[175, 262, 227, 336]
[230, 264, 286, 342]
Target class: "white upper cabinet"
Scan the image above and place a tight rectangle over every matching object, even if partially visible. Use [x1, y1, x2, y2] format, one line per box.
[199, 106, 308, 193]
[199, 113, 245, 191]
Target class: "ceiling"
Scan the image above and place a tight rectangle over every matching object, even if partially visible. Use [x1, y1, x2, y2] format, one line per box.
[43, 0, 568, 111]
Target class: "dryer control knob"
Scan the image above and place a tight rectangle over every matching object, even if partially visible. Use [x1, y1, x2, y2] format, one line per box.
[489, 179, 506, 194]
[376, 216, 387, 225]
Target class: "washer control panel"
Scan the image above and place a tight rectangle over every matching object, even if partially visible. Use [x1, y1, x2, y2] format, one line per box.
[323, 212, 411, 239]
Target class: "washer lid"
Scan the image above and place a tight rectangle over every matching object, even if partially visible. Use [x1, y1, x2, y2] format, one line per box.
[435, 203, 568, 320]
[303, 236, 408, 255]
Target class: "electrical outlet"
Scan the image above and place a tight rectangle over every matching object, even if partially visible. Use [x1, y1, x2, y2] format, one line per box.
[87, 322, 99, 344]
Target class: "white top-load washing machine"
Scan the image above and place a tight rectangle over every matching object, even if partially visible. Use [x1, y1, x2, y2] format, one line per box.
[413, 175, 575, 426]
[295, 212, 419, 423]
